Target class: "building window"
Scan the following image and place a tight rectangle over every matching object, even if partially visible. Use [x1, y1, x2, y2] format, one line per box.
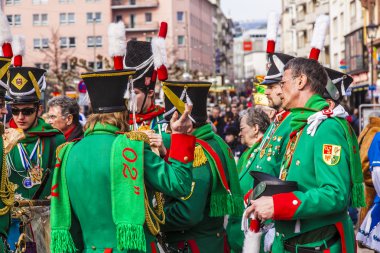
[6, 0, 20, 5]
[32, 0, 48, 4]
[59, 0, 73, 3]
[42, 38, 49, 48]
[33, 39, 41, 49]
[177, 11, 184, 22]
[87, 36, 102, 47]
[68, 13, 75, 23]
[7, 15, 21, 26]
[116, 15, 122, 22]
[350, 1, 356, 19]
[129, 0, 135, 5]
[60, 37, 76, 48]
[33, 38, 49, 49]
[146, 37, 152, 42]
[88, 61, 103, 69]
[145, 12, 152, 23]
[87, 12, 101, 23]
[33, 13, 48, 26]
[60, 13, 75, 24]
[61, 62, 68, 70]
[177, 35, 185, 45]
[36, 63, 49, 69]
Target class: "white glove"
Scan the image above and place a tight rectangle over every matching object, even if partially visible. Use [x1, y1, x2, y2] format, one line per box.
[307, 105, 348, 137]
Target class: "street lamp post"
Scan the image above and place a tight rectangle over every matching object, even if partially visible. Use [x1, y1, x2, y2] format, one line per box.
[367, 23, 378, 103]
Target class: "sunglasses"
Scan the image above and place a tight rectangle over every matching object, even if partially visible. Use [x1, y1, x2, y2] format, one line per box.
[11, 107, 37, 116]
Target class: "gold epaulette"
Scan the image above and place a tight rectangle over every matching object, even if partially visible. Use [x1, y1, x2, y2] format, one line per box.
[193, 145, 207, 167]
[125, 131, 150, 145]
[55, 142, 70, 158]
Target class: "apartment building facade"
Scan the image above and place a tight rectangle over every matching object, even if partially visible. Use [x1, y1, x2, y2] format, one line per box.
[281, 0, 330, 64]
[3, 0, 110, 70]
[3, 0, 233, 84]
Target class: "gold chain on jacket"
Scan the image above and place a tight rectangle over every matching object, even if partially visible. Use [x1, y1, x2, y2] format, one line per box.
[0, 144, 16, 215]
[144, 186, 165, 236]
[279, 129, 303, 181]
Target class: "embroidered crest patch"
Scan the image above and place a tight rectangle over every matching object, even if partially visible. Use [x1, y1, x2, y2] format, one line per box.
[11, 73, 28, 90]
[322, 144, 341, 165]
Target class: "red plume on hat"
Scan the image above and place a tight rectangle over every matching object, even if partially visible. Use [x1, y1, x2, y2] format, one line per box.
[266, 12, 280, 54]
[309, 15, 329, 61]
[0, 10, 13, 58]
[108, 21, 126, 70]
[12, 35, 25, 67]
[151, 22, 168, 81]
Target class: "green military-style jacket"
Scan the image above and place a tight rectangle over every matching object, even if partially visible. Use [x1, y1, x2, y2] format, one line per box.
[227, 111, 292, 253]
[64, 123, 195, 253]
[7, 118, 65, 199]
[162, 124, 241, 253]
[271, 117, 355, 253]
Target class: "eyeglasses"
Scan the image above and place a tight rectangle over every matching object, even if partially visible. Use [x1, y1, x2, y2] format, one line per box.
[11, 107, 37, 116]
[47, 114, 67, 120]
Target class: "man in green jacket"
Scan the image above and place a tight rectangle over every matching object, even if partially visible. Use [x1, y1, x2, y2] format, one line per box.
[227, 52, 294, 253]
[159, 81, 243, 252]
[245, 57, 365, 253]
[6, 61, 65, 250]
[50, 69, 196, 253]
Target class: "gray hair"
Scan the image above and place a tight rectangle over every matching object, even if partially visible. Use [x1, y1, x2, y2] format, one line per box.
[240, 107, 270, 133]
[47, 96, 80, 124]
[284, 57, 328, 96]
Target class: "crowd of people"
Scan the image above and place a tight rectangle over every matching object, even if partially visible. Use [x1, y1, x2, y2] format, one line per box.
[0, 10, 377, 253]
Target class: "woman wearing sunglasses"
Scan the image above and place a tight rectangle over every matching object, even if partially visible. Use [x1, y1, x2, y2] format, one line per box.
[6, 63, 65, 251]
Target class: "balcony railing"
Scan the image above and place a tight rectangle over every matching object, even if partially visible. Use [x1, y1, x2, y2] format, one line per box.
[112, 0, 158, 10]
[125, 21, 159, 32]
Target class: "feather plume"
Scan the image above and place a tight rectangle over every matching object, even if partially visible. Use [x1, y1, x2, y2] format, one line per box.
[108, 21, 126, 57]
[266, 12, 279, 41]
[0, 10, 12, 45]
[12, 35, 25, 56]
[310, 15, 329, 50]
[151, 37, 167, 69]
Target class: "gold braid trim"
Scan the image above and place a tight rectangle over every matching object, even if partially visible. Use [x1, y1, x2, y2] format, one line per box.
[80, 71, 135, 78]
[162, 82, 212, 88]
[125, 131, 150, 145]
[0, 142, 16, 215]
[55, 142, 70, 158]
[193, 145, 207, 167]
[144, 186, 165, 236]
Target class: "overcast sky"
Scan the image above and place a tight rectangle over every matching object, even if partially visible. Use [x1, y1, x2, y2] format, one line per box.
[220, 0, 282, 21]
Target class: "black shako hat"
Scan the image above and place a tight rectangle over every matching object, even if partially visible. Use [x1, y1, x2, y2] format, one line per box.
[8, 66, 46, 104]
[262, 53, 294, 85]
[160, 81, 212, 124]
[0, 57, 11, 99]
[249, 171, 298, 200]
[323, 67, 353, 102]
[80, 69, 135, 114]
[124, 40, 155, 91]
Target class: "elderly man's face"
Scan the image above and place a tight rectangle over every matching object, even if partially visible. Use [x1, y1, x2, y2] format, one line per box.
[280, 69, 300, 110]
[265, 83, 283, 110]
[47, 106, 71, 133]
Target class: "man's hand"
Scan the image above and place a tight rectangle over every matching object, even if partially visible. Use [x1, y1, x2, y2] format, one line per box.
[245, 196, 274, 221]
[170, 104, 193, 134]
[146, 132, 167, 157]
